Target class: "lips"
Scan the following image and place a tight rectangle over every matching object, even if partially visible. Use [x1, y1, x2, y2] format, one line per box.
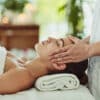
[42, 41, 46, 45]
[42, 41, 44, 45]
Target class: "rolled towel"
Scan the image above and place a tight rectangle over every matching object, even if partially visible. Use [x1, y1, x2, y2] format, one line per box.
[35, 74, 80, 91]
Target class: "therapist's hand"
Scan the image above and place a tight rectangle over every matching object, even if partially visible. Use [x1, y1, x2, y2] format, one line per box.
[49, 36, 91, 64]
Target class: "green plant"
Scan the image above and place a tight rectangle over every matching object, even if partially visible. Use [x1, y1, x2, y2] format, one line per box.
[2, 0, 29, 13]
[59, 0, 84, 38]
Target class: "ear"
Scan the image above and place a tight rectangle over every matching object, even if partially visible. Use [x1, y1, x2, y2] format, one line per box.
[52, 63, 66, 71]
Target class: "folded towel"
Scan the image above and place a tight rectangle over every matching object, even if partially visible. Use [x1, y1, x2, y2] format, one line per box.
[0, 47, 7, 75]
[35, 74, 80, 91]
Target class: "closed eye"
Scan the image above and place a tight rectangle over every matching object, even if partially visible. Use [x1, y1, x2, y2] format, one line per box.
[60, 39, 64, 47]
[56, 39, 64, 47]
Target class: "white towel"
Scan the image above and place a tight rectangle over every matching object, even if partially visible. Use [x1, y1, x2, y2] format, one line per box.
[0, 46, 7, 75]
[35, 74, 80, 91]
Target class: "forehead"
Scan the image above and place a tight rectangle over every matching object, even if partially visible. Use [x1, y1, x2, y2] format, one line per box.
[50, 38, 64, 46]
[49, 37, 72, 46]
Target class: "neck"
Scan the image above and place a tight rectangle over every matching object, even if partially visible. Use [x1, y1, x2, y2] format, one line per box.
[35, 57, 57, 74]
[35, 57, 50, 69]
[25, 57, 51, 79]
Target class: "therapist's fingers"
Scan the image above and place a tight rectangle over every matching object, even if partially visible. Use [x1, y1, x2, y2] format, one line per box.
[50, 51, 70, 61]
[51, 56, 73, 64]
[17, 58, 25, 64]
[49, 45, 73, 60]
[57, 60, 73, 64]
[49, 47, 67, 56]
[68, 36, 81, 44]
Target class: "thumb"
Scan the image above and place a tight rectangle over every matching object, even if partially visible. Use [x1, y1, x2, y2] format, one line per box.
[68, 36, 80, 44]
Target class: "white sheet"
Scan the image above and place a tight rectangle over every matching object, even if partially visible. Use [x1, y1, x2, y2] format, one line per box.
[0, 85, 95, 100]
[0, 47, 7, 75]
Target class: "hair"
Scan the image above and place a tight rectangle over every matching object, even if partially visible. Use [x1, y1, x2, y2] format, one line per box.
[65, 59, 88, 85]
[50, 59, 88, 85]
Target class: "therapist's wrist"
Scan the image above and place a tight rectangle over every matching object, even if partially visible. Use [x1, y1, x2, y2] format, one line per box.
[82, 36, 90, 44]
[88, 44, 94, 57]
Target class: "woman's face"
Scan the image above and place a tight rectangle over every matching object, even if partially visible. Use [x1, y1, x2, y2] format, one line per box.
[35, 37, 72, 60]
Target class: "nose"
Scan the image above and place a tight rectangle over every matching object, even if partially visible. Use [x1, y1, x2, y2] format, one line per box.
[48, 37, 54, 43]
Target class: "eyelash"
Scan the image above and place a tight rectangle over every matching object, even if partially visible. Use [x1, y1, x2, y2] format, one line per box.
[56, 41, 60, 47]
[56, 40, 63, 47]
[60, 39, 64, 47]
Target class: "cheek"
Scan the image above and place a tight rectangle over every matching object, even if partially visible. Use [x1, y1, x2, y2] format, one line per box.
[40, 47, 53, 58]
[43, 47, 57, 59]
[36, 44, 58, 59]
[46, 45, 58, 55]
[36, 46, 50, 58]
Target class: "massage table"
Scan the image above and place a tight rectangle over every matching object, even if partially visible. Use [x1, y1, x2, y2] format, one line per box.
[0, 85, 95, 100]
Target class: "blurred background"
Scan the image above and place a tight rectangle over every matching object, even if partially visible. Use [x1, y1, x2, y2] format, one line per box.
[0, 0, 96, 59]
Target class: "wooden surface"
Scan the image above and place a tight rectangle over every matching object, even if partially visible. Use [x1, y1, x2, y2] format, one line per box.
[0, 25, 39, 50]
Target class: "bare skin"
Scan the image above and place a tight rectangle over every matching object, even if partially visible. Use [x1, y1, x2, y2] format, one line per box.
[0, 37, 65, 94]
[0, 36, 91, 94]
[49, 36, 91, 64]
[0, 57, 48, 94]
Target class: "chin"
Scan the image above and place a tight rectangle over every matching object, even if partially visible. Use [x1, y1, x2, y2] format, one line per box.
[35, 43, 42, 56]
[35, 43, 38, 51]
[35, 42, 41, 50]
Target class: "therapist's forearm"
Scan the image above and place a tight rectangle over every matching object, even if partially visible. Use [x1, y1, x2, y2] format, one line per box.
[89, 42, 100, 57]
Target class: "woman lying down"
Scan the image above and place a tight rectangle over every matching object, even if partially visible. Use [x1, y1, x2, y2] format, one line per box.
[0, 37, 88, 94]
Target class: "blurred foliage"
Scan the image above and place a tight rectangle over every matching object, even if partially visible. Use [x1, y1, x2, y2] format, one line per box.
[2, 0, 29, 13]
[36, 0, 66, 24]
[59, 0, 84, 38]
